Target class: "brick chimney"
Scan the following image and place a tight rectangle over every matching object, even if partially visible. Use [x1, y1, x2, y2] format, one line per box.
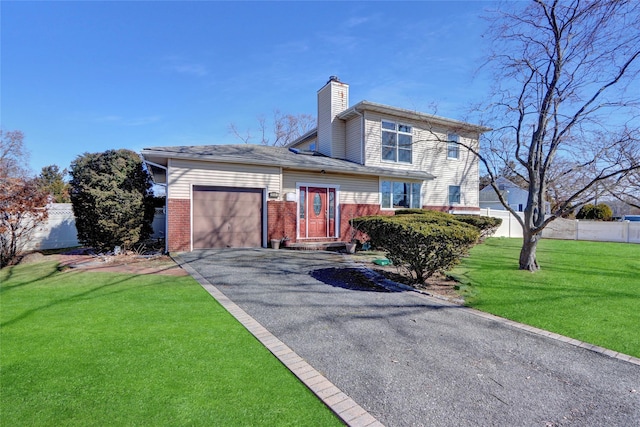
[317, 76, 348, 158]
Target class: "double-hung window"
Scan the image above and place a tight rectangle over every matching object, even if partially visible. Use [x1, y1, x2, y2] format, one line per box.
[381, 180, 422, 209]
[382, 121, 412, 163]
[448, 185, 461, 204]
[447, 133, 459, 159]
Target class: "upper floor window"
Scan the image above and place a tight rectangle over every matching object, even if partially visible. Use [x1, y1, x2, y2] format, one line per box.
[448, 185, 461, 204]
[382, 121, 412, 163]
[447, 133, 459, 159]
[381, 180, 421, 209]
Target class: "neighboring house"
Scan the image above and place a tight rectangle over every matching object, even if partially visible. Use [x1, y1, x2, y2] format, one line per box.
[141, 77, 489, 252]
[479, 176, 551, 214]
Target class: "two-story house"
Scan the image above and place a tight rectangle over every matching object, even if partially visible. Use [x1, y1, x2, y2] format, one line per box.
[142, 77, 488, 252]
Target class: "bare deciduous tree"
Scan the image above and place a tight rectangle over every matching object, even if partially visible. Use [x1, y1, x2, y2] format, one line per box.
[459, 0, 640, 271]
[601, 148, 640, 211]
[229, 110, 315, 147]
[0, 129, 30, 179]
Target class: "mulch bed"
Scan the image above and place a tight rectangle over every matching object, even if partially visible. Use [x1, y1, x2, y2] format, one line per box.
[347, 251, 464, 303]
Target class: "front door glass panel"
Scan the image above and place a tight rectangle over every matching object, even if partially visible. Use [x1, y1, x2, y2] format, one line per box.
[313, 193, 322, 216]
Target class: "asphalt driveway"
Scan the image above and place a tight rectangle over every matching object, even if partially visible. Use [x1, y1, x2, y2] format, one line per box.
[177, 249, 640, 427]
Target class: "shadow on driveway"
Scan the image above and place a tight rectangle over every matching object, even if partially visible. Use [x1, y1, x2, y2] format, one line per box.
[178, 249, 640, 427]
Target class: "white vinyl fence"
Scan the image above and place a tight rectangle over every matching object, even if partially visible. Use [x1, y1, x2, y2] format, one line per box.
[19, 204, 166, 251]
[541, 217, 640, 244]
[23, 204, 79, 251]
[479, 208, 640, 244]
[478, 208, 524, 238]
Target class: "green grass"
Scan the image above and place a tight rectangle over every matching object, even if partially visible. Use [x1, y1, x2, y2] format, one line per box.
[451, 238, 640, 358]
[0, 262, 341, 426]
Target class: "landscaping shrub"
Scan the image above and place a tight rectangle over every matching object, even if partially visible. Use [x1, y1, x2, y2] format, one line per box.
[394, 208, 432, 216]
[454, 215, 502, 240]
[70, 149, 155, 252]
[576, 203, 613, 221]
[351, 214, 479, 283]
[395, 209, 502, 240]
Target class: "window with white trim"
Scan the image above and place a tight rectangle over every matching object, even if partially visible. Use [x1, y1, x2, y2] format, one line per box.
[382, 121, 412, 163]
[447, 133, 459, 159]
[381, 180, 422, 209]
[448, 185, 461, 204]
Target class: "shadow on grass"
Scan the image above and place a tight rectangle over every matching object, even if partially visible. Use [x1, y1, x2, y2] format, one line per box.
[0, 262, 61, 295]
[0, 262, 184, 329]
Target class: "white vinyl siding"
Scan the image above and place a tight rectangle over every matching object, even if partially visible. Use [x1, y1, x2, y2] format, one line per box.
[363, 112, 429, 172]
[317, 80, 348, 158]
[361, 111, 479, 208]
[317, 85, 332, 157]
[294, 138, 317, 152]
[345, 116, 362, 164]
[282, 170, 379, 205]
[167, 159, 281, 199]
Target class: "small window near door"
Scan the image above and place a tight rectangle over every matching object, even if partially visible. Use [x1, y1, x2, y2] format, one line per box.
[329, 191, 335, 219]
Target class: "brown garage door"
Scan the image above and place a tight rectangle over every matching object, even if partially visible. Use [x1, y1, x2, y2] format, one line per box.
[192, 186, 263, 249]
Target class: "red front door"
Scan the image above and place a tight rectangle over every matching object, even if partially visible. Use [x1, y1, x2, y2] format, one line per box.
[307, 187, 328, 238]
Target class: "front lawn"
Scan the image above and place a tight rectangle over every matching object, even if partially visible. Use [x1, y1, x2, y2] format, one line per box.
[451, 238, 640, 358]
[0, 262, 340, 426]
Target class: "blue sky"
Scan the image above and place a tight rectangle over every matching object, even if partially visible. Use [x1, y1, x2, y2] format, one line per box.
[2, 0, 494, 175]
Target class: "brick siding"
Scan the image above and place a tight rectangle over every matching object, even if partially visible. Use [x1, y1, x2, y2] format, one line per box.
[169, 198, 480, 251]
[267, 200, 297, 242]
[167, 199, 190, 252]
[424, 205, 481, 213]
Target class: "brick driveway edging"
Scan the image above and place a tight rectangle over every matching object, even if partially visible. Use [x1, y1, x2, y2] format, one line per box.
[177, 254, 384, 427]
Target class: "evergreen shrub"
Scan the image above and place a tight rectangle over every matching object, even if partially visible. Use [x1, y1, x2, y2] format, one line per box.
[351, 213, 479, 283]
[576, 203, 613, 221]
[70, 149, 155, 252]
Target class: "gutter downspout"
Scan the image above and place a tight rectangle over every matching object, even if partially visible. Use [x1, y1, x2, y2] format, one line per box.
[144, 160, 169, 254]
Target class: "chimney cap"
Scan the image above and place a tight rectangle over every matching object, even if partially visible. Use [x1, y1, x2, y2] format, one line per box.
[328, 75, 340, 83]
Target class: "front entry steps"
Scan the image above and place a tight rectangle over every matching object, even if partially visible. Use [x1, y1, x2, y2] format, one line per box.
[285, 241, 347, 251]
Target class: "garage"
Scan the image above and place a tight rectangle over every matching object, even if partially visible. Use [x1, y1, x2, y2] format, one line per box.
[192, 186, 263, 249]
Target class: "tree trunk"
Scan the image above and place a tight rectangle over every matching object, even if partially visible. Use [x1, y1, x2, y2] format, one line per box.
[519, 232, 540, 272]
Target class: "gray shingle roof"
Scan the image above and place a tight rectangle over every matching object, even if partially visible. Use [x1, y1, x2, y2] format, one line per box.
[141, 144, 435, 180]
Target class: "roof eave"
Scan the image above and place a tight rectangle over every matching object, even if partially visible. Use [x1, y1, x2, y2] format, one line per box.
[338, 101, 491, 133]
[141, 148, 434, 181]
[285, 128, 318, 148]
